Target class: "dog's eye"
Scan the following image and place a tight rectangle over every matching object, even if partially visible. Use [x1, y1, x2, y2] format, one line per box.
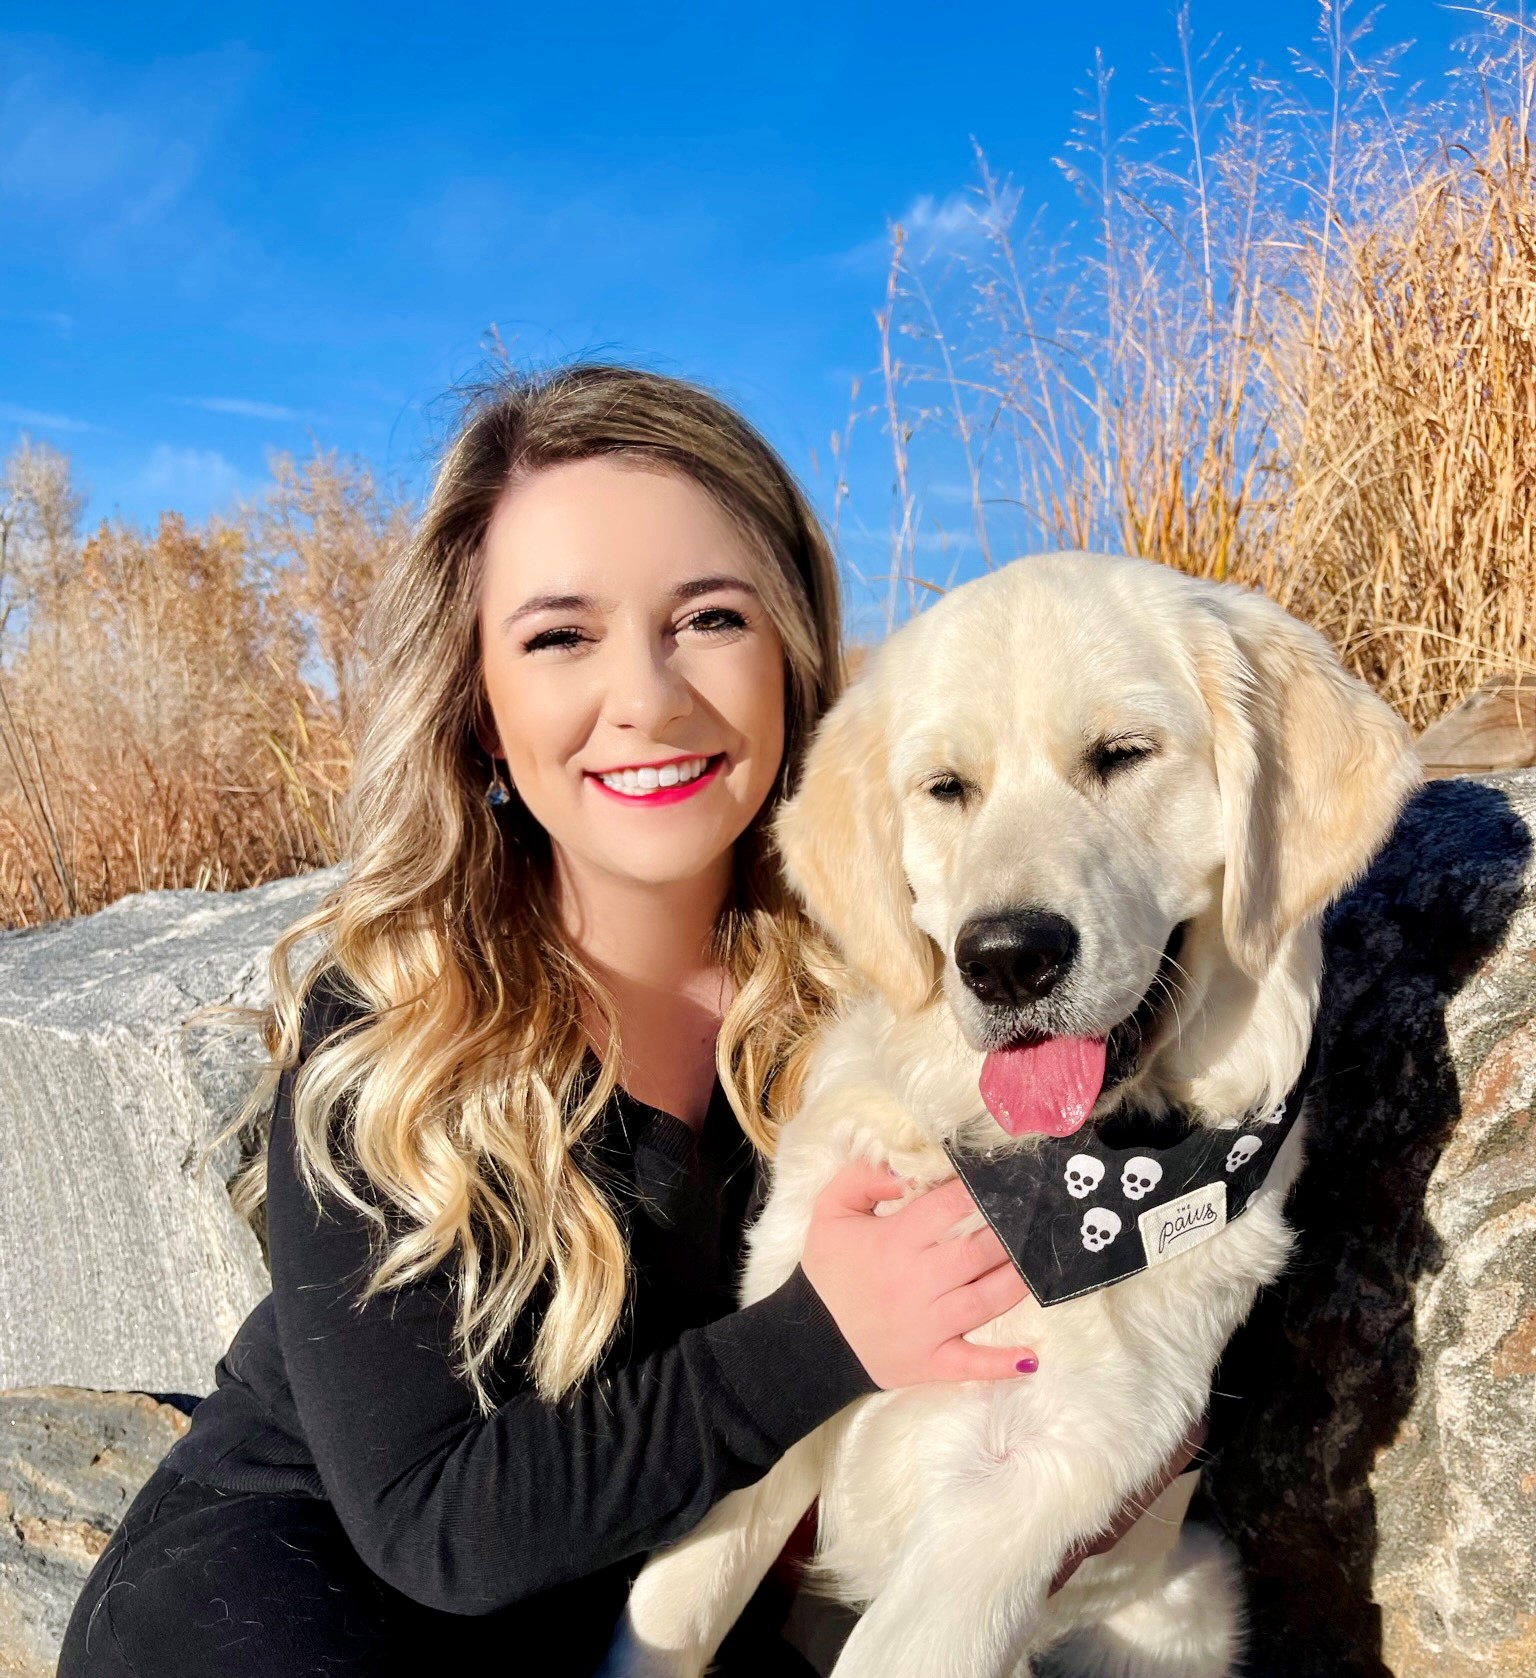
[925, 774, 967, 804]
[1090, 738, 1157, 778]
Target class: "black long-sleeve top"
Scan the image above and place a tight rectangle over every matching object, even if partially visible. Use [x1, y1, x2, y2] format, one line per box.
[163, 968, 880, 1630]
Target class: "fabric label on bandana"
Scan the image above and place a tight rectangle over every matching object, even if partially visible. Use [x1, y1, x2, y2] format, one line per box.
[1139, 1180, 1228, 1266]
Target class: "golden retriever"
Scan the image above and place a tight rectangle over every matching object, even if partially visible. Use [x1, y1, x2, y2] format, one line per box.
[605, 552, 1420, 1678]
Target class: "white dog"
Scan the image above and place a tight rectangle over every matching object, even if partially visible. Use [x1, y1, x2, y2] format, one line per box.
[606, 552, 1420, 1678]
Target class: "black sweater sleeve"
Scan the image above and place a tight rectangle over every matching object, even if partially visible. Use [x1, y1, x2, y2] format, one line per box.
[266, 999, 877, 1616]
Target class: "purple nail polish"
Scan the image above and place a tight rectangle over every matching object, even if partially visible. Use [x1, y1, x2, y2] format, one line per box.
[1015, 1355, 1039, 1374]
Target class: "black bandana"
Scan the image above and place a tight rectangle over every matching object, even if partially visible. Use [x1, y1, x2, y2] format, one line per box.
[942, 1033, 1321, 1306]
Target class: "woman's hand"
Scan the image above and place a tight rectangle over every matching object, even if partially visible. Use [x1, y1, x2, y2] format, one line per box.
[1046, 1414, 1211, 1594]
[799, 1161, 1037, 1389]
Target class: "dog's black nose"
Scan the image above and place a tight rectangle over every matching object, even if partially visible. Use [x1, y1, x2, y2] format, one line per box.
[954, 909, 1078, 1006]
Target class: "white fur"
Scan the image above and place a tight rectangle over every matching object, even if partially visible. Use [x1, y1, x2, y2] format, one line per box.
[602, 553, 1421, 1678]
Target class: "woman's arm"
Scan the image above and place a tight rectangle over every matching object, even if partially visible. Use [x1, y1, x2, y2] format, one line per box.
[267, 987, 878, 1617]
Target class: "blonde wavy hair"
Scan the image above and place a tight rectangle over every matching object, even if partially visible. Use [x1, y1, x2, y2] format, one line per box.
[194, 362, 851, 1413]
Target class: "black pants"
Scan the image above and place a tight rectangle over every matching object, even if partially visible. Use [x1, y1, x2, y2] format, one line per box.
[58, 1462, 819, 1677]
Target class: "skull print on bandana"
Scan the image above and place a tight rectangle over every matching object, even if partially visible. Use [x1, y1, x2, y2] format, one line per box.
[941, 1030, 1321, 1306]
[1064, 1155, 1104, 1199]
[1120, 1156, 1163, 1200]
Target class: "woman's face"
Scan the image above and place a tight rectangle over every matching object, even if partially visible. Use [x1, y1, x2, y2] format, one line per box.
[477, 456, 788, 898]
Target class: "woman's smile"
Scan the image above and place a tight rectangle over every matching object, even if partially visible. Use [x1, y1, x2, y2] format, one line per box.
[586, 751, 727, 804]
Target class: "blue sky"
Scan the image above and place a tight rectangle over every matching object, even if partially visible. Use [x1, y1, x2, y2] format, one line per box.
[3, 1, 1469, 640]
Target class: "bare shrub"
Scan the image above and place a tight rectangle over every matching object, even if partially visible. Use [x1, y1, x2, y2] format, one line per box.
[0, 435, 87, 656]
[257, 449, 414, 733]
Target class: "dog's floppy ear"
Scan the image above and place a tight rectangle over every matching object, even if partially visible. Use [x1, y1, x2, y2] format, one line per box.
[1189, 584, 1422, 980]
[772, 671, 940, 1016]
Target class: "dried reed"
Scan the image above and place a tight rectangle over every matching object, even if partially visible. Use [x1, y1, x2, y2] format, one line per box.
[0, 453, 400, 927]
[863, 0, 1536, 728]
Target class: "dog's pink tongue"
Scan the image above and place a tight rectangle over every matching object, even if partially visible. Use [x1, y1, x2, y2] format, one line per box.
[980, 1036, 1108, 1137]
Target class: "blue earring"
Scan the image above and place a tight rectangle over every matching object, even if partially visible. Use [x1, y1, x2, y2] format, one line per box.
[487, 761, 512, 807]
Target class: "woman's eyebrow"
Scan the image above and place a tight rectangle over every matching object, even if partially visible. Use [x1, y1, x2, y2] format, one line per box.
[501, 574, 758, 634]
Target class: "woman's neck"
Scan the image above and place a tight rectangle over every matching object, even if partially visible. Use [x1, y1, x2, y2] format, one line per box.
[583, 965, 732, 1084]
[553, 850, 737, 1110]
[554, 849, 733, 990]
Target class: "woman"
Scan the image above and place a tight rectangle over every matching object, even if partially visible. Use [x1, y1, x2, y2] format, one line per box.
[58, 363, 1199, 1678]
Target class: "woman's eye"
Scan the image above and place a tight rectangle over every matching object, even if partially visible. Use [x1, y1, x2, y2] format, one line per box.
[521, 607, 748, 656]
[521, 627, 587, 653]
[684, 607, 749, 635]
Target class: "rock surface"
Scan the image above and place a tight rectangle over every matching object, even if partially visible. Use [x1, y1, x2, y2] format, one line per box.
[1201, 770, 1536, 1676]
[0, 1387, 191, 1678]
[1415, 675, 1536, 779]
[0, 864, 344, 1394]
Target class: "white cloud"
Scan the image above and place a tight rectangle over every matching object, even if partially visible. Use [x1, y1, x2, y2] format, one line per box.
[179, 396, 306, 422]
[835, 182, 1024, 276]
[902, 192, 991, 242]
[0, 401, 98, 432]
[139, 444, 245, 511]
[0, 41, 265, 284]
[21, 309, 75, 336]
[1, 57, 204, 213]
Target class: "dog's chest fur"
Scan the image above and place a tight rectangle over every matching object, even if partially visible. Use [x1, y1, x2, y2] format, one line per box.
[742, 1002, 1305, 1609]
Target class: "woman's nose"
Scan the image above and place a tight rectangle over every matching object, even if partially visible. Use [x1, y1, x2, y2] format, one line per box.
[603, 629, 693, 729]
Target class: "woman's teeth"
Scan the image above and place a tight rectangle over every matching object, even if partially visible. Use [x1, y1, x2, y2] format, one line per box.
[595, 755, 715, 795]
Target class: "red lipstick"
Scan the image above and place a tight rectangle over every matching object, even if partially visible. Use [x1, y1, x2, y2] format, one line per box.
[586, 753, 726, 807]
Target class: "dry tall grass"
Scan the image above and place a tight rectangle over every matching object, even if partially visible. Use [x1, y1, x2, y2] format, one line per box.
[0, 450, 407, 927]
[1273, 116, 1536, 720]
[864, 0, 1536, 729]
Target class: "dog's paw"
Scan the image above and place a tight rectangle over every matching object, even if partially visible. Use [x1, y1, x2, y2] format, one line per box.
[1033, 1523, 1243, 1678]
[594, 1615, 705, 1678]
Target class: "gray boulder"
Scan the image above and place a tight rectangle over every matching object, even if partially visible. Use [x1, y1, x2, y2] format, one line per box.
[0, 1387, 190, 1678]
[1202, 770, 1536, 1676]
[0, 865, 344, 1395]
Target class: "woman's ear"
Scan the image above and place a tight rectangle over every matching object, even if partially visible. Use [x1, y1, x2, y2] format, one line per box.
[1189, 584, 1422, 981]
[471, 690, 503, 762]
[772, 672, 940, 1016]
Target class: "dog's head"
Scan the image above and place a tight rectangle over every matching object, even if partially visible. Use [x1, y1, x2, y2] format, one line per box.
[772, 552, 1421, 1129]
